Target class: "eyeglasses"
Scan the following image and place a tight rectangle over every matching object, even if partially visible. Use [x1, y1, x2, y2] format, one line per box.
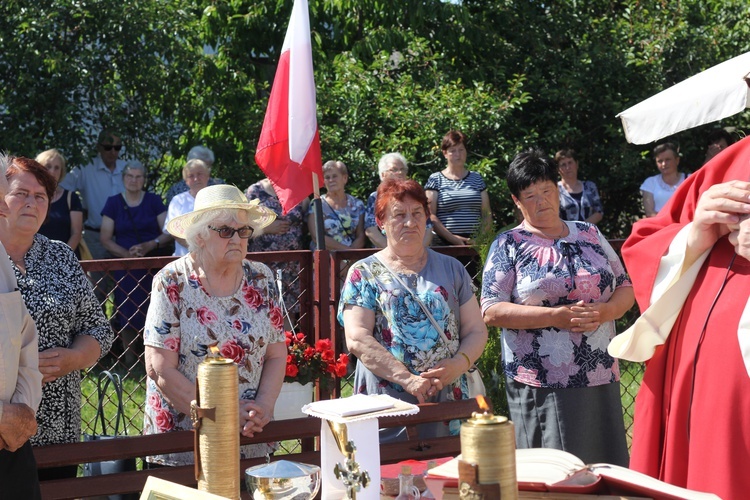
[101, 144, 123, 152]
[208, 225, 254, 239]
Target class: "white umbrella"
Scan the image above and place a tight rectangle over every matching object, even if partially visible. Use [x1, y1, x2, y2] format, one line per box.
[617, 51, 750, 144]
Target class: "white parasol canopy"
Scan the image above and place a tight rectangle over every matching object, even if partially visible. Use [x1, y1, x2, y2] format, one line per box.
[617, 51, 750, 144]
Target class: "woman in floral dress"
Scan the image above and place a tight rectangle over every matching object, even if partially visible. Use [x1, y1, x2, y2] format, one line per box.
[307, 160, 365, 250]
[143, 185, 285, 467]
[338, 179, 487, 441]
[480, 148, 633, 466]
[246, 178, 309, 323]
[0, 157, 112, 482]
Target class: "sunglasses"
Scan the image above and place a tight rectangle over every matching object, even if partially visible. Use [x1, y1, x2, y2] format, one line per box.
[101, 144, 123, 152]
[208, 225, 254, 239]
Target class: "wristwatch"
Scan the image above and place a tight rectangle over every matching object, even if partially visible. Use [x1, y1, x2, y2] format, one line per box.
[153, 239, 160, 249]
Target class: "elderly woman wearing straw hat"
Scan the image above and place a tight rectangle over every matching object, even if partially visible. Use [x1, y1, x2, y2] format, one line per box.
[143, 185, 286, 467]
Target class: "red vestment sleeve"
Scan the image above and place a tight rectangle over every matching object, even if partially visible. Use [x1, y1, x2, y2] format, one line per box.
[622, 135, 750, 311]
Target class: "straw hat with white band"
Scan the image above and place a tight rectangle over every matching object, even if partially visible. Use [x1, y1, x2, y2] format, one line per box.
[166, 184, 276, 239]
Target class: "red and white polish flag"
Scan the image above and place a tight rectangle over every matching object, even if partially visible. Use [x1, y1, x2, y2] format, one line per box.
[255, 0, 323, 214]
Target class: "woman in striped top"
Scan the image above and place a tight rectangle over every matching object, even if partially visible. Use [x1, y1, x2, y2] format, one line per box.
[425, 130, 491, 246]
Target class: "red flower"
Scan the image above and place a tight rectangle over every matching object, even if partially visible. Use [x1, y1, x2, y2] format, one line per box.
[381, 327, 393, 346]
[242, 284, 263, 310]
[334, 362, 348, 378]
[285, 363, 299, 377]
[283, 331, 348, 390]
[147, 393, 162, 410]
[453, 386, 463, 400]
[196, 306, 218, 325]
[220, 340, 245, 364]
[163, 338, 180, 352]
[315, 338, 332, 352]
[350, 268, 362, 283]
[154, 408, 174, 432]
[166, 283, 180, 304]
[269, 306, 283, 330]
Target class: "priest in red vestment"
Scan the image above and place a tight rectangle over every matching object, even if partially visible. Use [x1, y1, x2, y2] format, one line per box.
[614, 136, 750, 500]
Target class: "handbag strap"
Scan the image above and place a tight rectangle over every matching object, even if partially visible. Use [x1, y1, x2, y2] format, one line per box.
[94, 371, 128, 436]
[373, 253, 451, 346]
[321, 196, 354, 240]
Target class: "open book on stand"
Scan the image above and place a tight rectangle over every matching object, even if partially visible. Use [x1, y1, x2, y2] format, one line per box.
[425, 448, 720, 500]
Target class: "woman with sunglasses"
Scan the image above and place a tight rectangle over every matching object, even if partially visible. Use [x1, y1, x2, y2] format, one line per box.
[143, 185, 286, 469]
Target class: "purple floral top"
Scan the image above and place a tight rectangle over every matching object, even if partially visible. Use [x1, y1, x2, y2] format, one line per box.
[246, 182, 306, 252]
[480, 221, 631, 389]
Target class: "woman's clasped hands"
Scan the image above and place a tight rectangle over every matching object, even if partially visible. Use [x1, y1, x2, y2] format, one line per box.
[554, 300, 605, 333]
[239, 399, 272, 438]
[405, 373, 442, 404]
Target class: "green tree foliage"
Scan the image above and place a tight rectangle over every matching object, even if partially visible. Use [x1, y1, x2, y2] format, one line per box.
[2, 0, 748, 230]
[2, 0, 749, 415]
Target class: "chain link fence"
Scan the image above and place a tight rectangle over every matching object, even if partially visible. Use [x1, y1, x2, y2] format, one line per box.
[80, 244, 643, 453]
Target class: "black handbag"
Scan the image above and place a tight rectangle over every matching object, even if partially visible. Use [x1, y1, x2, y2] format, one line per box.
[83, 371, 138, 500]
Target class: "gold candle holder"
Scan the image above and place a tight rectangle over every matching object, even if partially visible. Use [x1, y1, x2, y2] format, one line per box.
[459, 410, 518, 499]
[193, 355, 240, 499]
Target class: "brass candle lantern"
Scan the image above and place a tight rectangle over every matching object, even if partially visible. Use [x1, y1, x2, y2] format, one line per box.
[458, 397, 518, 499]
[191, 351, 240, 499]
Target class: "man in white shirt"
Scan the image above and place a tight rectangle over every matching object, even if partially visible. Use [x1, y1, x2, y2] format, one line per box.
[60, 129, 126, 260]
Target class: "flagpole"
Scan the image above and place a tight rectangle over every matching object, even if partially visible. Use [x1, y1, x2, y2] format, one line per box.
[311, 171, 326, 250]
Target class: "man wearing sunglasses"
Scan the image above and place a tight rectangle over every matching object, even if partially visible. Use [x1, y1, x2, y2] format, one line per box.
[60, 129, 126, 261]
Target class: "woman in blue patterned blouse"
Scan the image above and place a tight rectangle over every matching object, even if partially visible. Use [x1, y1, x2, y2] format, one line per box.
[481, 148, 632, 466]
[307, 160, 365, 250]
[339, 179, 487, 441]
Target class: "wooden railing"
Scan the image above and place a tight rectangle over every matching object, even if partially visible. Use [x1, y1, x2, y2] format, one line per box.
[35, 398, 489, 499]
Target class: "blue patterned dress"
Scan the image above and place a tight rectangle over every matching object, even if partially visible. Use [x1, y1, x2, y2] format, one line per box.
[338, 250, 474, 439]
[307, 194, 364, 249]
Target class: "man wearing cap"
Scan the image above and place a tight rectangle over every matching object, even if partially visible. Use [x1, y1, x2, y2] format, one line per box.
[60, 129, 126, 261]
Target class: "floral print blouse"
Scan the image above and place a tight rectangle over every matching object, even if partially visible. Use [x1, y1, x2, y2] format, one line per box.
[246, 182, 306, 253]
[143, 256, 284, 466]
[307, 194, 364, 249]
[480, 221, 631, 389]
[337, 250, 474, 436]
[11, 235, 113, 446]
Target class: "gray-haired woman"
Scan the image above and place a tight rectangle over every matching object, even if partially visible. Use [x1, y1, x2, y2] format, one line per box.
[143, 184, 286, 467]
[100, 161, 170, 362]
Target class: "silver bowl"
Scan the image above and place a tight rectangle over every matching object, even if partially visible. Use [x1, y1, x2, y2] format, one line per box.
[245, 460, 321, 500]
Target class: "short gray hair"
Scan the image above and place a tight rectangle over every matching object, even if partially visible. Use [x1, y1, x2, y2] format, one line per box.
[182, 159, 210, 180]
[187, 146, 215, 164]
[184, 208, 249, 258]
[123, 160, 146, 177]
[323, 160, 347, 176]
[377, 152, 408, 179]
